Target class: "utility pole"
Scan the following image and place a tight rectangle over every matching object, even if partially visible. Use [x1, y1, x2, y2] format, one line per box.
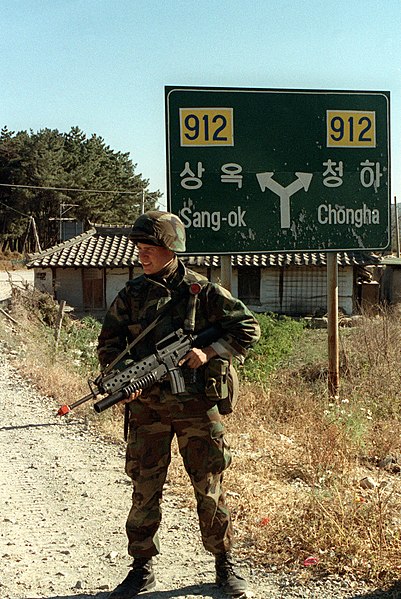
[141, 190, 145, 214]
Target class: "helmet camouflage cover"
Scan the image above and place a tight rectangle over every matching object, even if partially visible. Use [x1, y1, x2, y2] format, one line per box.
[130, 210, 186, 253]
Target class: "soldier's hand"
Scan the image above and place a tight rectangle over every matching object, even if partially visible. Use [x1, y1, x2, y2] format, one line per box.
[179, 346, 217, 369]
[122, 389, 142, 403]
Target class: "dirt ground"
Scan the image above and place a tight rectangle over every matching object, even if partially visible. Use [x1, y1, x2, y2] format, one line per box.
[0, 338, 383, 599]
[0, 341, 274, 599]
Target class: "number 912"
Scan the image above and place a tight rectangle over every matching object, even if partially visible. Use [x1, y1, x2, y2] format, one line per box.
[180, 108, 234, 146]
[327, 110, 376, 148]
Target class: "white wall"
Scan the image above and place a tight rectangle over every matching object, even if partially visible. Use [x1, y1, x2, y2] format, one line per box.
[54, 268, 84, 310]
[106, 268, 130, 307]
[256, 266, 353, 315]
[34, 264, 355, 316]
[105, 267, 147, 307]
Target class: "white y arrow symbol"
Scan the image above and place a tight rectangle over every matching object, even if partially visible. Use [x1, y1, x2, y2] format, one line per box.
[256, 172, 313, 228]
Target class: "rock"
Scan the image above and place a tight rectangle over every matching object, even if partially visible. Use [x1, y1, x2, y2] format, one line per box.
[106, 551, 119, 562]
[360, 476, 377, 490]
[73, 580, 83, 589]
[378, 455, 395, 468]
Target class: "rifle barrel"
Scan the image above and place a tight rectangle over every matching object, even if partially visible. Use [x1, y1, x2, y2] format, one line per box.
[56, 392, 96, 416]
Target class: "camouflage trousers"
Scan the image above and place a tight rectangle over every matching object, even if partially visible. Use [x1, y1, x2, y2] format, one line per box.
[124, 392, 234, 558]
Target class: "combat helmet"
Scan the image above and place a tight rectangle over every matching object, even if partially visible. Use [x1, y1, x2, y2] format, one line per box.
[130, 210, 186, 253]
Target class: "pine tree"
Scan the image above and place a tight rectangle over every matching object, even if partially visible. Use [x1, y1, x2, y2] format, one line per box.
[0, 126, 160, 251]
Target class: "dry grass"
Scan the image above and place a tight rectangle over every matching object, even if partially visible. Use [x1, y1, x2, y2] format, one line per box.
[221, 309, 401, 584]
[1, 287, 125, 439]
[1, 290, 87, 404]
[1, 289, 401, 587]
[167, 310, 401, 586]
[0, 250, 25, 270]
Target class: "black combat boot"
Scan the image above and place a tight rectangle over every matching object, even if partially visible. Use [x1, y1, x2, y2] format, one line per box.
[215, 551, 248, 597]
[107, 557, 156, 598]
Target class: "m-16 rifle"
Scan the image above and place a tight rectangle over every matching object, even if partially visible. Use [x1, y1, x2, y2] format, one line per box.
[57, 325, 221, 416]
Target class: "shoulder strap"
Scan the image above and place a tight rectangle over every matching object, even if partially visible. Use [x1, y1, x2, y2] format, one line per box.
[103, 293, 184, 375]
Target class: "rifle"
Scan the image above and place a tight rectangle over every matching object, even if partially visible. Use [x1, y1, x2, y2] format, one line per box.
[57, 325, 221, 416]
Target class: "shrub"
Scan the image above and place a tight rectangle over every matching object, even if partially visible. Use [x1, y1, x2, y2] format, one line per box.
[241, 313, 305, 385]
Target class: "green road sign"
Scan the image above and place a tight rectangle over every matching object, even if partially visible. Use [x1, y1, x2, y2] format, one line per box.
[165, 86, 390, 254]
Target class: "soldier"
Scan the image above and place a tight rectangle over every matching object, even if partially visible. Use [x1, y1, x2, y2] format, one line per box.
[97, 210, 260, 598]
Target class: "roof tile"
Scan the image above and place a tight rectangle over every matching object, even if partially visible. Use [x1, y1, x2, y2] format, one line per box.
[26, 225, 381, 269]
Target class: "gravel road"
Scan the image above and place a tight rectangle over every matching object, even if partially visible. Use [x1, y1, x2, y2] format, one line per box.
[0, 340, 396, 599]
[0, 270, 34, 302]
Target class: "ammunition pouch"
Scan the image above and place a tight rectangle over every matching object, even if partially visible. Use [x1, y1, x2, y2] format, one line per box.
[204, 357, 239, 415]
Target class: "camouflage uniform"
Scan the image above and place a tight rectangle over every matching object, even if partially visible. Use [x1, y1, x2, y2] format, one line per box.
[97, 219, 260, 560]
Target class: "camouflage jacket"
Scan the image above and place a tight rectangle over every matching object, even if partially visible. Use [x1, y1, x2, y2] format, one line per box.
[97, 260, 260, 393]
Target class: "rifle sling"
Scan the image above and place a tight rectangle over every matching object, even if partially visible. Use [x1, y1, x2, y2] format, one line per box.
[103, 294, 184, 375]
[117, 294, 185, 442]
[105, 286, 201, 442]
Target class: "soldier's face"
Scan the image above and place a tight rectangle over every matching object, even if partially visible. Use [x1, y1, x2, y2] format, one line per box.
[137, 243, 174, 275]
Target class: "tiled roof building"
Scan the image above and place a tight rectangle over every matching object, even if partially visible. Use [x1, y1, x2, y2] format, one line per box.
[27, 225, 379, 269]
[26, 225, 382, 316]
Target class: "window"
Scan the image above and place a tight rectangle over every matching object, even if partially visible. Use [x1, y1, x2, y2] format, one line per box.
[238, 266, 260, 304]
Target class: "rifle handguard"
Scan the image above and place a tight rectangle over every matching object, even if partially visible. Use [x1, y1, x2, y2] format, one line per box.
[93, 370, 159, 413]
[93, 389, 127, 413]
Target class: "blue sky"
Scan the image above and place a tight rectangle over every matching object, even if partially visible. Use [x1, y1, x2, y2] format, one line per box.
[0, 0, 399, 211]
